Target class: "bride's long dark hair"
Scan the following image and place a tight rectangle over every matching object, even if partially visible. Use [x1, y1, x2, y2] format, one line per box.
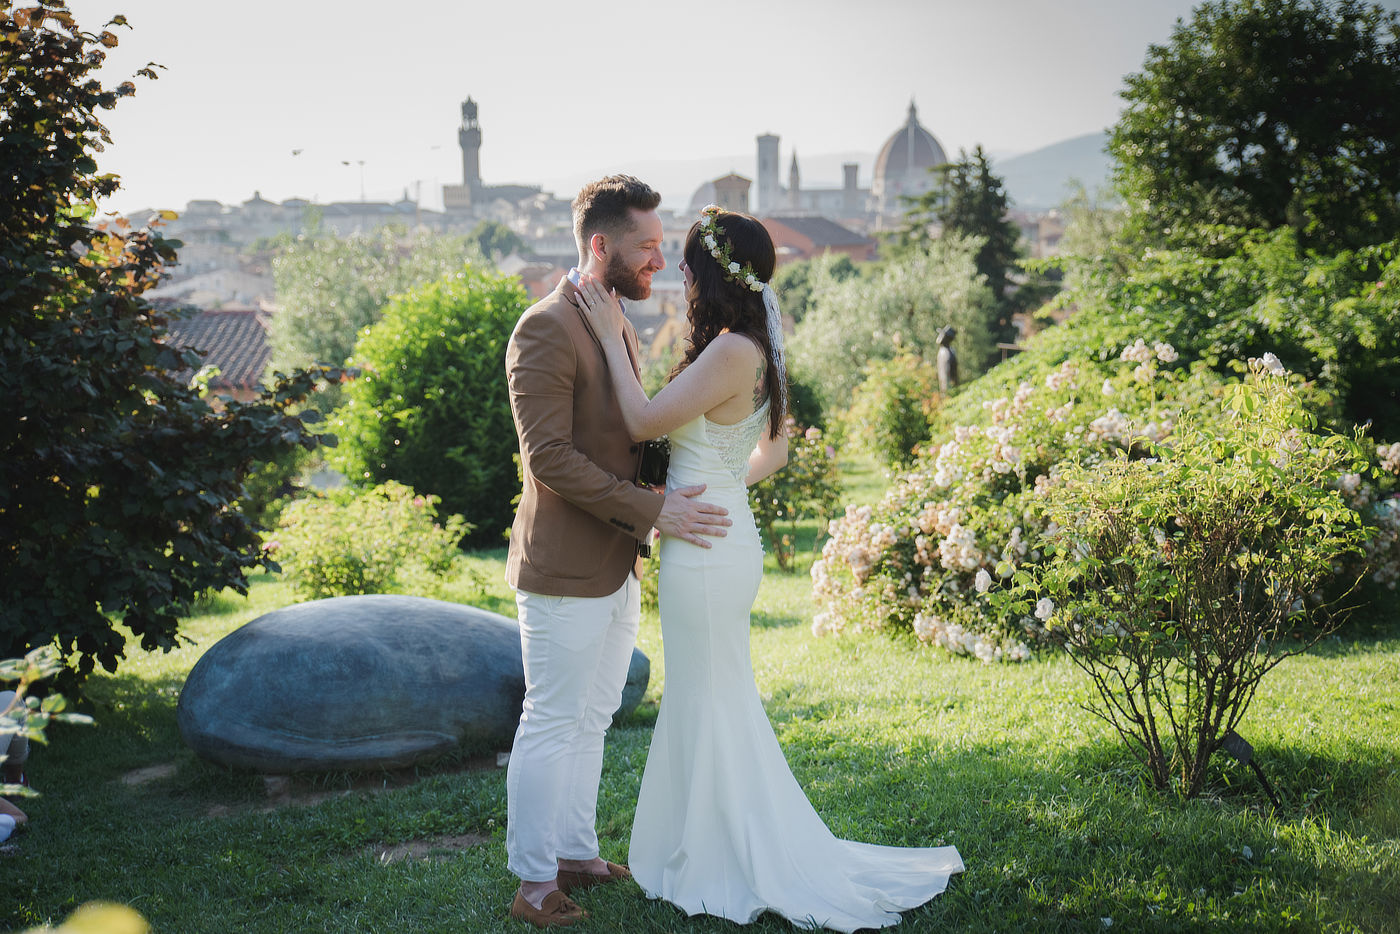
[671, 210, 786, 439]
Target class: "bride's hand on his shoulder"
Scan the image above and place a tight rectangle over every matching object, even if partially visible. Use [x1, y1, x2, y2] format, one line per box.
[577, 273, 624, 338]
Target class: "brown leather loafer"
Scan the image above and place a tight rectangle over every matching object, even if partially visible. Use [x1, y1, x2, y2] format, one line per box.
[556, 861, 632, 895]
[509, 889, 586, 928]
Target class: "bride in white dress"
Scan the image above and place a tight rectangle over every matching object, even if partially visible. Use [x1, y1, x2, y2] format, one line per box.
[576, 206, 963, 931]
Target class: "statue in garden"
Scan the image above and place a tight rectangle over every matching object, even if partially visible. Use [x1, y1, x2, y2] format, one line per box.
[936, 325, 958, 393]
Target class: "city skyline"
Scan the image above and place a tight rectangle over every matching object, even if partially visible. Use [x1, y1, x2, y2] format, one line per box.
[70, 0, 1400, 218]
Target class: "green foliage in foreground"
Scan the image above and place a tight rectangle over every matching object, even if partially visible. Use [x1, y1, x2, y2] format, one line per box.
[0, 3, 337, 684]
[4, 554, 1397, 933]
[2, 648, 92, 801]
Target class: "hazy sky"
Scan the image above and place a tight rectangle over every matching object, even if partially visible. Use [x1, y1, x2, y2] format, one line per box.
[69, 0, 1400, 216]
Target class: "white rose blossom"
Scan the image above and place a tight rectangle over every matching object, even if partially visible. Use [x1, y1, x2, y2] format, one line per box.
[1120, 338, 1153, 364]
[1378, 442, 1400, 475]
[1250, 352, 1287, 376]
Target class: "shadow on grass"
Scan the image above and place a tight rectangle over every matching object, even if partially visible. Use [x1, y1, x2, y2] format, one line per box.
[751, 609, 806, 629]
[773, 735, 1396, 932]
[14, 691, 1396, 933]
[1059, 732, 1399, 818]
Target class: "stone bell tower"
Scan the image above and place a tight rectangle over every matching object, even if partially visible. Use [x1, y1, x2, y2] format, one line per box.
[444, 97, 483, 212]
[459, 96, 482, 195]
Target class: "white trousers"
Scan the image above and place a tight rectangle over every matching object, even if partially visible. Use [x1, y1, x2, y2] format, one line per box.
[506, 576, 640, 882]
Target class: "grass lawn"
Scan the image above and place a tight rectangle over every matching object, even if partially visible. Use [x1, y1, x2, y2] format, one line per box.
[5, 479, 1398, 931]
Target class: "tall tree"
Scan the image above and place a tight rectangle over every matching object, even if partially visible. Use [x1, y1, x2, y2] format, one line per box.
[897, 146, 1025, 348]
[1111, 0, 1400, 250]
[469, 219, 525, 261]
[770, 252, 859, 325]
[791, 235, 996, 408]
[268, 227, 483, 388]
[1, 3, 335, 682]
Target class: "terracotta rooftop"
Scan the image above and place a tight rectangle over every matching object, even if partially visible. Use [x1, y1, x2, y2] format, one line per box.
[765, 215, 873, 248]
[167, 308, 270, 391]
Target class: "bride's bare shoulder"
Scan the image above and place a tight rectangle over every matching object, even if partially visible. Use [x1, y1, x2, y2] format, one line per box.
[705, 331, 765, 365]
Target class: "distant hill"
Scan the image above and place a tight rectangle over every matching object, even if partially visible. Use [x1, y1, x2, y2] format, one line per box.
[995, 132, 1115, 211]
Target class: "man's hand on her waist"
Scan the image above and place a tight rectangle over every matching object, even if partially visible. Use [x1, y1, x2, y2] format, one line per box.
[654, 483, 730, 548]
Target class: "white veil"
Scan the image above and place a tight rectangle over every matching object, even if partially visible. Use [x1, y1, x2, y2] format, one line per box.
[761, 283, 788, 415]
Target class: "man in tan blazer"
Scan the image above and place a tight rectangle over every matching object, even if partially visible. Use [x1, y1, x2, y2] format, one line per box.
[503, 175, 729, 927]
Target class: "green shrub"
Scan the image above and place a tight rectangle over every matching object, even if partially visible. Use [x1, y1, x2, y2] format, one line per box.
[1044, 228, 1400, 439]
[749, 420, 844, 571]
[991, 361, 1370, 796]
[272, 482, 470, 599]
[843, 351, 941, 470]
[783, 361, 830, 434]
[639, 546, 660, 611]
[771, 251, 859, 324]
[331, 267, 526, 544]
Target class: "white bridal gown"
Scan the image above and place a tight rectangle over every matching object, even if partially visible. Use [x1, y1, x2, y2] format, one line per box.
[629, 406, 964, 932]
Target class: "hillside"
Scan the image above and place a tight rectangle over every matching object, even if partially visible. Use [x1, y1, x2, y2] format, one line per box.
[995, 131, 1115, 210]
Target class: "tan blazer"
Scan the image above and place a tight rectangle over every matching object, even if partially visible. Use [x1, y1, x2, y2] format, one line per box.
[505, 276, 663, 598]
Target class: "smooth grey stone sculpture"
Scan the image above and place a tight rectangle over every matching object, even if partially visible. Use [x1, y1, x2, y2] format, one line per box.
[177, 594, 650, 773]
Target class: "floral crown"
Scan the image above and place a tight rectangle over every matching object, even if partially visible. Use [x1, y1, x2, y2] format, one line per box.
[698, 205, 766, 293]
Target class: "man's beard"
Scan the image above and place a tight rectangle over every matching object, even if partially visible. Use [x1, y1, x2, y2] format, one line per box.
[605, 252, 653, 301]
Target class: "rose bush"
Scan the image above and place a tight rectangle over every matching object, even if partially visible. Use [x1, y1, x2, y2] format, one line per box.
[988, 360, 1372, 796]
[811, 337, 1400, 661]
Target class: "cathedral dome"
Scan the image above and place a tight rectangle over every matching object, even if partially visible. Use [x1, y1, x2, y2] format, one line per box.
[871, 101, 948, 218]
[688, 180, 717, 214]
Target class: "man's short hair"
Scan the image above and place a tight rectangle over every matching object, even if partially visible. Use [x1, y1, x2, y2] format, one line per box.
[572, 175, 661, 255]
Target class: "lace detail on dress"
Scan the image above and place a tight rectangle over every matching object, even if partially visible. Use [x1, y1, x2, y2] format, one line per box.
[705, 404, 769, 483]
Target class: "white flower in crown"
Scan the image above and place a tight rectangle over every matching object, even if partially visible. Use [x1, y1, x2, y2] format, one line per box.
[696, 205, 766, 291]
